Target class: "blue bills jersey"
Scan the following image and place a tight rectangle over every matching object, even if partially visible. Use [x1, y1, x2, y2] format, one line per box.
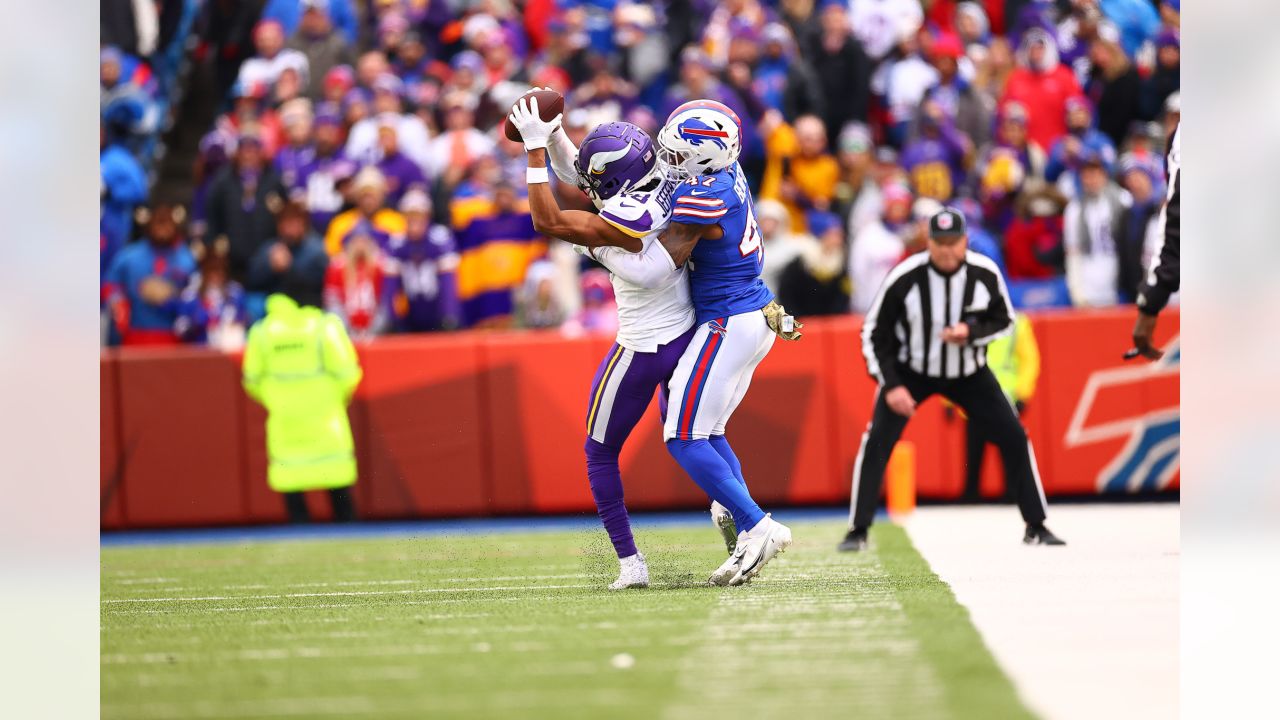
[669, 163, 774, 323]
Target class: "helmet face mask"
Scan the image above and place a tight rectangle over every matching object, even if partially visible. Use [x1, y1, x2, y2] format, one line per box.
[657, 100, 742, 182]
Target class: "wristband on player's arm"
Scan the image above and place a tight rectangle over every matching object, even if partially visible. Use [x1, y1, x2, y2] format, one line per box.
[526, 166, 549, 184]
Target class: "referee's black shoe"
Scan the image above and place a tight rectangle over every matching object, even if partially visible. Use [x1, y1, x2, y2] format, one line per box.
[1023, 523, 1066, 546]
[837, 527, 869, 552]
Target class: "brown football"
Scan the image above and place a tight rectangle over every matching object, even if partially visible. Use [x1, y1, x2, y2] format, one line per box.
[503, 89, 565, 142]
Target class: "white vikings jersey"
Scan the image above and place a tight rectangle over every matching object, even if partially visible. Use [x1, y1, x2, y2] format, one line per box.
[591, 176, 695, 353]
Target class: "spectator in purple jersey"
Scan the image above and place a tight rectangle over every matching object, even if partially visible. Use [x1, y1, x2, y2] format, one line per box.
[373, 117, 428, 206]
[292, 105, 352, 233]
[567, 68, 639, 126]
[385, 189, 461, 332]
[246, 200, 330, 309]
[900, 99, 972, 202]
[274, 99, 316, 190]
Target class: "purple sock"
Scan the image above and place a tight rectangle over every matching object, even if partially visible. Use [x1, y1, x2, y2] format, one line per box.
[585, 439, 637, 558]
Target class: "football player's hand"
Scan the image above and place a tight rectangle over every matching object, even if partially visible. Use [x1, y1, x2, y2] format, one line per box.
[885, 386, 916, 418]
[508, 93, 562, 152]
[1129, 312, 1164, 360]
[762, 300, 803, 341]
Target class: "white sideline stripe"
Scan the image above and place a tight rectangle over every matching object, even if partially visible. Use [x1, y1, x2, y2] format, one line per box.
[103, 583, 594, 604]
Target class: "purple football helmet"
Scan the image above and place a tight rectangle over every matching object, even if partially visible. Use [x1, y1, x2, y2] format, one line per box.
[574, 121, 659, 205]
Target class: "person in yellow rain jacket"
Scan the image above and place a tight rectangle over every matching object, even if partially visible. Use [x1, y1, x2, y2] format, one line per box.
[242, 283, 363, 522]
[963, 313, 1041, 501]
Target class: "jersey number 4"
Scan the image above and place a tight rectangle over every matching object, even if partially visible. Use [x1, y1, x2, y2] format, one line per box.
[739, 205, 763, 263]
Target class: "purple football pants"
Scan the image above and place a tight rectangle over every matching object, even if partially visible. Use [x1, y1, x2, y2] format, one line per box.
[584, 326, 697, 558]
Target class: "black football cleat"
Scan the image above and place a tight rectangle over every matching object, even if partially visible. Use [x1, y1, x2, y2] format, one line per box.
[1023, 524, 1066, 546]
[837, 528, 869, 552]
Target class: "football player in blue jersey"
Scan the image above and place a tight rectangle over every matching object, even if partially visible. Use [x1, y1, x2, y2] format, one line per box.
[654, 100, 803, 586]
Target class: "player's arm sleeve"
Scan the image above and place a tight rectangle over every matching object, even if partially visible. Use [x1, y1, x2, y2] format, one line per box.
[591, 240, 678, 290]
[545, 128, 581, 186]
[1137, 168, 1179, 316]
[320, 315, 363, 401]
[966, 269, 1015, 346]
[861, 276, 906, 389]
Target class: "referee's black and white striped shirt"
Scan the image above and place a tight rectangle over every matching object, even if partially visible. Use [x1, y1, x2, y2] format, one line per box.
[861, 250, 1015, 388]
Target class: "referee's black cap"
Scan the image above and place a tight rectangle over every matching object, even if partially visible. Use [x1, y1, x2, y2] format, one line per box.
[928, 207, 966, 240]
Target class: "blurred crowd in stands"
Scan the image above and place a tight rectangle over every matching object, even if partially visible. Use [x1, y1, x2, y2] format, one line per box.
[101, 0, 1180, 349]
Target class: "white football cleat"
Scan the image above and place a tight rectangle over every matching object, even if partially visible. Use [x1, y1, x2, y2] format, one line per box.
[710, 501, 737, 554]
[708, 539, 745, 586]
[728, 514, 792, 586]
[609, 553, 649, 590]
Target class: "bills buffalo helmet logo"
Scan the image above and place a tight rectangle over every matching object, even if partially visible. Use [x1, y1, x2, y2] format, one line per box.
[678, 118, 730, 150]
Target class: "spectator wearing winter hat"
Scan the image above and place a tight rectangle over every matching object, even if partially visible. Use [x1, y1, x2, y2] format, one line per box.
[274, 99, 316, 191]
[871, 24, 938, 148]
[287, 0, 356, 101]
[190, 128, 238, 245]
[103, 203, 198, 346]
[778, 210, 852, 317]
[955, 2, 992, 48]
[374, 117, 429, 206]
[261, 0, 358, 45]
[175, 239, 250, 350]
[1046, 96, 1117, 198]
[1141, 28, 1179, 120]
[220, 80, 284, 157]
[1115, 154, 1164, 302]
[424, 91, 497, 189]
[975, 102, 1043, 231]
[752, 23, 823, 122]
[384, 189, 461, 332]
[291, 104, 354, 233]
[325, 220, 391, 341]
[915, 31, 994, 149]
[321, 65, 355, 105]
[1000, 27, 1083, 152]
[237, 20, 311, 93]
[567, 68, 640, 128]
[1086, 22, 1143, 149]
[1063, 150, 1128, 307]
[345, 73, 433, 171]
[833, 123, 883, 238]
[100, 118, 148, 274]
[324, 166, 406, 256]
[247, 200, 330, 310]
[1005, 180, 1068, 281]
[849, 183, 912, 314]
[900, 97, 972, 202]
[205, 129, 289, 282]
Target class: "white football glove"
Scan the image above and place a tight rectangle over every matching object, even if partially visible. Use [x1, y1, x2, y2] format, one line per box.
[508, 91, 563, 152]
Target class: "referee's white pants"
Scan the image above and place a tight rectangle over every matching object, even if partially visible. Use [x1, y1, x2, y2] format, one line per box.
[663, 310, 775, 441]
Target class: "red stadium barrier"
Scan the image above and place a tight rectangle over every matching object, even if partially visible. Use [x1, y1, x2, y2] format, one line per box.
[100, 307, 1179, 529]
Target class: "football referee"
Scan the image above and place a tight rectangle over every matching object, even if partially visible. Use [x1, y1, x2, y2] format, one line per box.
[838, 208, 1065, 551]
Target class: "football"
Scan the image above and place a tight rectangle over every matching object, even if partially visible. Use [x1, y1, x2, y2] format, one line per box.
[503, 89, 565, 142]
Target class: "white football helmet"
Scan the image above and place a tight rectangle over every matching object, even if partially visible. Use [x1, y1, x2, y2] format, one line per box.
[656, 100, 742, 181]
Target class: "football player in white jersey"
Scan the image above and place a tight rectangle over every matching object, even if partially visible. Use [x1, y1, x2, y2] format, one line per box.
[509, 94, 730, 590]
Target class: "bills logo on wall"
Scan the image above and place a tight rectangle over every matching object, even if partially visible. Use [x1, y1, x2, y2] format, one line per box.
[1063, 340, 1180, 493]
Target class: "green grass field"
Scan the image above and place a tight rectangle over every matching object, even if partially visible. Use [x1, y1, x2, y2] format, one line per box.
[102, 520, 1033, 719]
